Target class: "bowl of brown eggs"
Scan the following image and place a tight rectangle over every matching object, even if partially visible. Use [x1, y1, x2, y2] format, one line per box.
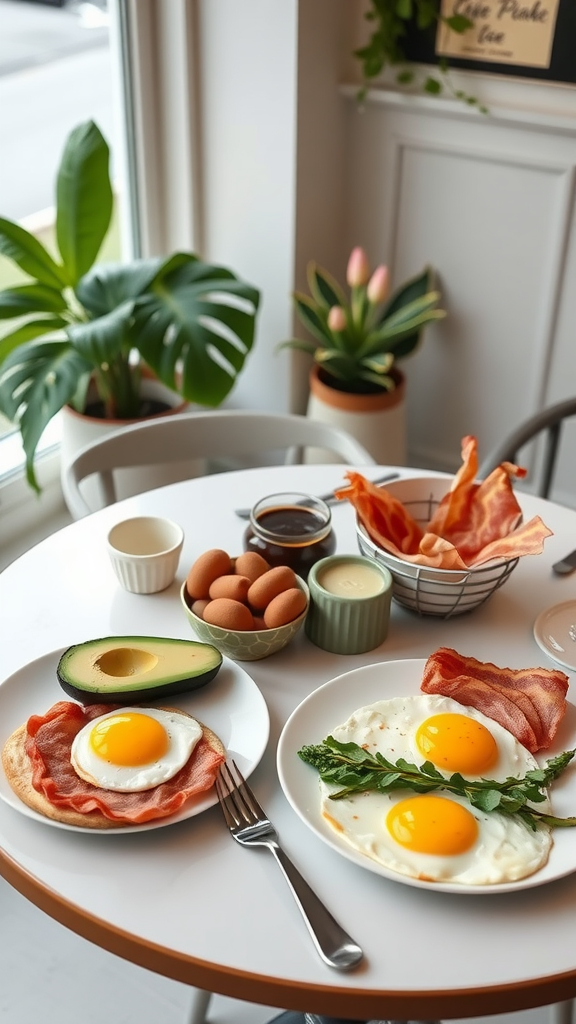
[180, 548, 310, 661]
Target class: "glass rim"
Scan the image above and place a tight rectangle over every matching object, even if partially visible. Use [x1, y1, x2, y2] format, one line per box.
[249, 492, 332, 545]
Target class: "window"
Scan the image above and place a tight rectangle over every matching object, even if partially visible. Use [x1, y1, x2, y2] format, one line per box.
[0, 0, 120, 481]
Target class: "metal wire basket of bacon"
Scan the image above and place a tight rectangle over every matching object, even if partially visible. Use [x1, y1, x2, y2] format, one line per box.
[335, 436, 553, 618]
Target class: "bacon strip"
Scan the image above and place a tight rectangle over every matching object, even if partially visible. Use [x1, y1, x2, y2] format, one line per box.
[335, 435, 551, 570]
[421, 648, 569, 753]
[25, 701, 224, 823]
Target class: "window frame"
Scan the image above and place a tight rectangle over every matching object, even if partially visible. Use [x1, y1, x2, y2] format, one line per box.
[0, 0, 201, 544]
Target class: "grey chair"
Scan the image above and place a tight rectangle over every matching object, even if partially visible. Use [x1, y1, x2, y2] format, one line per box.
[62, 409, 377, 519]
[478, 397, 576, 499]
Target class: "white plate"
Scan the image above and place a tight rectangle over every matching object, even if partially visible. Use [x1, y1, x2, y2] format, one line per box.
[277, 659, 576, 895]
[0, 648, 269, 834]
[534, 601, 576, 672]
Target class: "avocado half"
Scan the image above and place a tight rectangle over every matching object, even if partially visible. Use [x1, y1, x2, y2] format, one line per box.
[57, 636, 223, 704]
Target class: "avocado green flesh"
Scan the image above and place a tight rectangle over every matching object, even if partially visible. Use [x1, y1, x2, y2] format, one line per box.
[57, 636, 222, 704]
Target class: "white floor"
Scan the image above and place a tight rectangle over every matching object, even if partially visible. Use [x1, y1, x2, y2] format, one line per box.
[0, 873, 555, 1024]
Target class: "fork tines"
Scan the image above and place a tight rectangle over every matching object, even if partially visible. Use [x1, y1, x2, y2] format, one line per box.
[216, 759, 267, 826]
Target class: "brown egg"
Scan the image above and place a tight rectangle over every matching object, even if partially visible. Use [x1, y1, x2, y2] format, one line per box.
[247, 566, 297, 611]
[203, 598, 255, 631]
[186, 549, 232, 599]
[263, 587, 308, 628]
[252, 615, 267, 630]
[191, 598, 210, 619]
[234, 551, 270, 583]
[209, 574, 251, 603]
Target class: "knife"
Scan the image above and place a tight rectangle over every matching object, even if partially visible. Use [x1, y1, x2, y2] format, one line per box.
[234, 470, 401, 519]
[552, 549, 576, 576]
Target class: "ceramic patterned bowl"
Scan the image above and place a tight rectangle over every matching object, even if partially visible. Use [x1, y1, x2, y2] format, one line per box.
[180, 578, 310, 661]
[355, 476, 519, 618]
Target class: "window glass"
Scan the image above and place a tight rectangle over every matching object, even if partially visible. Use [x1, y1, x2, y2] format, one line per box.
[0, 0, 121, 472]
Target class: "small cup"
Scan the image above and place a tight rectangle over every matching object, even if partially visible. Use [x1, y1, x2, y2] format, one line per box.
[107, 516, 184, 594]
[305, 555, 392, 654]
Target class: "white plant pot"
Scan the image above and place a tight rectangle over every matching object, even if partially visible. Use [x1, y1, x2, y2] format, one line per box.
[305, 365, 407, 465]
[60, 376, 203, 515]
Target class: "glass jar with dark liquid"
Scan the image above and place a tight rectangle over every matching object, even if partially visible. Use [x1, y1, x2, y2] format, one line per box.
[243, 492, 336, 580]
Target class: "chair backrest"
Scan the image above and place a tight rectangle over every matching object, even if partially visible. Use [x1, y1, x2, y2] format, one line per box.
[63, 409, 377, 519]
[478, 397, 576, 499]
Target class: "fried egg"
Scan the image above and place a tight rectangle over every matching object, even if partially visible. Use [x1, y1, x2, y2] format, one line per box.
[319, 695, 552, 885]
[70, 707, 203, 792]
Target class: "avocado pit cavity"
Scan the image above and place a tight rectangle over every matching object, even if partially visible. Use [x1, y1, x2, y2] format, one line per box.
[96, 648, 159, 678]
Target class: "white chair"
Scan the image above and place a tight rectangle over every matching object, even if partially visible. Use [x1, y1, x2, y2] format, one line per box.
[479, 397, 576, 499]
[62, 409, 376, 519]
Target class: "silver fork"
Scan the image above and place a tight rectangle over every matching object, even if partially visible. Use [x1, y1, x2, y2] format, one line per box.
[215, 760, 364, 971]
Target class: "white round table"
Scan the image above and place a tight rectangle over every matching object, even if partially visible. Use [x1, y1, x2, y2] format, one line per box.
[1, 464, 576, 1020]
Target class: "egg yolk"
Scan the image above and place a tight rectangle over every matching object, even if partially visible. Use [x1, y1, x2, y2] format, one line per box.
[415, 713, 497, 774]
[386, 794, 478, 855]
[89, 713, 169, 766]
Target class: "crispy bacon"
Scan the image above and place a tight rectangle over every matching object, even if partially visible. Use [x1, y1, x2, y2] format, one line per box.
[25, 701, 224, 824]
[335, 436, 551, 570]
[421, 648, 569, 753]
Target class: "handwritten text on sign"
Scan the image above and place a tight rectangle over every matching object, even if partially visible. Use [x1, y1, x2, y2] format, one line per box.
[436, 0, 560, 68]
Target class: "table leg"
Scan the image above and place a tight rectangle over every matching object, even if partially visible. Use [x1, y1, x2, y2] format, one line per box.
[550, 1002, 574, 1024]
[185, 988, 212, 1024]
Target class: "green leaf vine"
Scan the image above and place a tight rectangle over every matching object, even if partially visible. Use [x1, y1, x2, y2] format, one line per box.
[355, 0, 489, 114]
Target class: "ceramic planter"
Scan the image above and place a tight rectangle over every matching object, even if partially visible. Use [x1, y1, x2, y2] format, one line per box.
[60, 375, 200, 515]
[306, 364, 407, 465]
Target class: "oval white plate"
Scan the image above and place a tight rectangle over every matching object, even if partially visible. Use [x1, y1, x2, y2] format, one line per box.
[534, 601, 576, 672]
[0, 648, 269, 833]
[277, 659, 576, 895]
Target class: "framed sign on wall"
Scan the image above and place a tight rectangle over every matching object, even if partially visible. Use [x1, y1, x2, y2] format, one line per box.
[403, 0, 576, 85]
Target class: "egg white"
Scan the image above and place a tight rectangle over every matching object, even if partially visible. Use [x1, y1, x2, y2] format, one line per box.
[70, 707, 203, 792]
[320, 694, 553, 885]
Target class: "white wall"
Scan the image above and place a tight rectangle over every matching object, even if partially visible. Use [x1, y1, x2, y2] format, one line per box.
[337, 6, 576, 505]
[196, 0, 298, 415]
[191, 0, 576, 505]
[342, 90, 576, 491]
[195, 0, 350, 417]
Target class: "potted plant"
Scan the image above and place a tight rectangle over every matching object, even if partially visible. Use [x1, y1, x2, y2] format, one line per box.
[0, 120, 260, 494]
[279, 246, 445, 464]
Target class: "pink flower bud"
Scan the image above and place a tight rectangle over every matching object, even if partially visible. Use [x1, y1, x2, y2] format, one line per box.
[327, 305, 347, 332]
[346, 247, 370, 288]
[367, 265, 389, 305]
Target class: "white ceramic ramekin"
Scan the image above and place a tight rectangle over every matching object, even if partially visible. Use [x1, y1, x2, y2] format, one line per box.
[107, 516, 184, 594]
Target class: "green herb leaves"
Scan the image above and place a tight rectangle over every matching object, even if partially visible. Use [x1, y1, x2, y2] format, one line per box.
[298, 737, 576, 831]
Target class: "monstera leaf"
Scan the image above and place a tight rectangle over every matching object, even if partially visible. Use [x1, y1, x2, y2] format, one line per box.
[133, 254, 260, 406]
[0, 119, 261, 492]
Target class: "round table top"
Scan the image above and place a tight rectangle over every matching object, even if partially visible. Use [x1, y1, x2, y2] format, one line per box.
[2, 463, 576, 1020]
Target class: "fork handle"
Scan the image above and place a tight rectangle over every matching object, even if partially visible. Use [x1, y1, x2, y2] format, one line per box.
[267, 842, 363, 970]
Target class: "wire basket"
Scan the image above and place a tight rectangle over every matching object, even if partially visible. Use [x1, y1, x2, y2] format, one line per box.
[355, 477, 520, 618]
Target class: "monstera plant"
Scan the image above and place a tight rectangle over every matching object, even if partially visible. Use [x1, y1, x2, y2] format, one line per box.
[0, 120, 260, 491]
